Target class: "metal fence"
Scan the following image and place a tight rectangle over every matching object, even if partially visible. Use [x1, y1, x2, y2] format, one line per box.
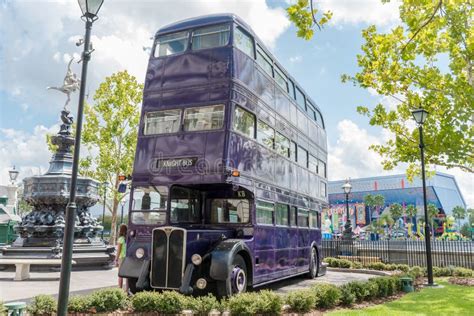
[322, 239, 474, 269]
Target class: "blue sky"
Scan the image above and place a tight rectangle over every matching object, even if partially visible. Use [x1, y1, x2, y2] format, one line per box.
[0, 0, 471, 207]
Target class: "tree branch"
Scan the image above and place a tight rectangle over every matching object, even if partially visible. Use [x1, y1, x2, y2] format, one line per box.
[401, 0, 443, 52]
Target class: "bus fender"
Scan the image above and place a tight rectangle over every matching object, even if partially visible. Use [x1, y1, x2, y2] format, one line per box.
[209, 239, 251, 282]
[118, 257, 147, 279]
[310, 241, 321, 263]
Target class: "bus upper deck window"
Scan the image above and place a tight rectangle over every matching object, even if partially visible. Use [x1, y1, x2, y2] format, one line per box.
[184, 104, 224, 131]
[192, 24, 230, 50]
[154, 31, 189, 57]
[234, 26, 254, 58]
[144, 109, 181, 135]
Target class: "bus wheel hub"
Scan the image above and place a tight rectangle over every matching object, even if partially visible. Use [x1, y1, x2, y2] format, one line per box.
[231, 266, 246, 293]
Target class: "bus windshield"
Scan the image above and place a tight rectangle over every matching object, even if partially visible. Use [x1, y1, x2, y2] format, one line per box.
[170, 186, 201, 223]
[131, 185, 168, 225]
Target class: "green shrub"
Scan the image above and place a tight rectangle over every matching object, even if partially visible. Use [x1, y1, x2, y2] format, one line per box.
[0, 301, 7, 316]
[433, 266, 452, 277]
[186, 294, 221, 315]
[67, 295, 93, 313]
[89, 288, 128, 313]
[338, 284, 356, 306]
[372, 277, 389, 297]
[385, 264, 398, 271]
[408, 266, 425, 279]
[131, 291, 161, 313]
[312, 283, 341, 308]
[395, 264, 410, 272]
[385, 277, 398, 296]
[338, 259, 353, 268]
[366, 262, 386, 270]
[227, 292, 258, 316]
[253, 290, 283, 315]
[27, 295, 57, 316]
[365, 279, 380, 300]
[285, 290, 316, 313]
[345, 281, 369, 302]
[323, 257, 337, 266]
[453, 267, 473, 277]
[154, 291, 187, 314]
[351, 261, 363, 269]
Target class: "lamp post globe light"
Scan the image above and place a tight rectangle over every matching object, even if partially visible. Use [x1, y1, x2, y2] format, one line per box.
[57, 1, 104, 315]
[342, 180, 353, 240]
[411, 108, 434, 286]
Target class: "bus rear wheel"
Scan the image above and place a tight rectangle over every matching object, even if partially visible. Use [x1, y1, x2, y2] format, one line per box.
[216, 254, 248, 297]
[307, 247, 319, 279]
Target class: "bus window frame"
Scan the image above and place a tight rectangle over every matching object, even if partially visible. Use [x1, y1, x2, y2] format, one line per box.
[153, 30, 191, 58]
[191, 23, 231, 51]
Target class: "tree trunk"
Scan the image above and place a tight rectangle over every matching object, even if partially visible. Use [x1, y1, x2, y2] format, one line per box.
[109, 177, 120, 246]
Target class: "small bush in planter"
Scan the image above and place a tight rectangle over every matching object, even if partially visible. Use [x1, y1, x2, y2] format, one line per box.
[372, 277, 389, 297]
[89, 288, 128, 313]
[253, 290, 283, 315]
[433, 266, 452, 277]
[312, 283, 341, 309]
[68, 295, 93, 314]
[227, 292, 258, 316]
[1, 301, 7, 315]
[408, 266, 425, 279]
[338, 259, 353, 269]
[285, 290, 316, 313]
[27, 294, 57, 316]
[154, 291, 187, 314]
[345, 281, 369, 302]
[186, 293, 221, 315]
[131, 291, 161, 313]
[453, 267, 473, 277]
[338, 284, 355, 306]
[351, 261, 363, 269]
[323, 257, 337, 267]
[395, 264, 410, 272]
[365, 279, 379, 300]
[366, 262, 386, 271]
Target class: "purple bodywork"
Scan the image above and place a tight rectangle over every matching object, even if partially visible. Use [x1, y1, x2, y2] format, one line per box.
[120, 14, 328, 293]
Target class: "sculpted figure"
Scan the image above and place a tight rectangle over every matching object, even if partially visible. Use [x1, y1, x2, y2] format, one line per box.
[47, 58, 81, 110]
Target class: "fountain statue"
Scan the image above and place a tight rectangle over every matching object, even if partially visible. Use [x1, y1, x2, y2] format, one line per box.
[0, 60, 114, 267]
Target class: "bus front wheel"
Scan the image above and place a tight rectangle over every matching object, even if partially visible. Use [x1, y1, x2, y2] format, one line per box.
[216, 254, 248, 297]
[307, 247, 319, 279]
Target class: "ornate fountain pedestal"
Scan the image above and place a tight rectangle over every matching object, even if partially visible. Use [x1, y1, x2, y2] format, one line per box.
[0, 110, 114, 268]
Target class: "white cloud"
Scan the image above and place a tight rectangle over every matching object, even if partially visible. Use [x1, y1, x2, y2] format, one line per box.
[0, 0, 290, 115]
[289, 55, 302, 63]
[0, 125, 58, 185]
[319, 0, 401, 27]
[328, 120, 474, 208]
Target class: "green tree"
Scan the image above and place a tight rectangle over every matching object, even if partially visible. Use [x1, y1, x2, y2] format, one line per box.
[286, 0, 332, 40]
[427, 203, 439, 236]
[389, 203, 403, 222]
[364, 194, 385, 221]
[405, 204, 417, 223]
[452, 205, 466, 228]
[81, 70, 142, 245]
[289, 0, 474, 178]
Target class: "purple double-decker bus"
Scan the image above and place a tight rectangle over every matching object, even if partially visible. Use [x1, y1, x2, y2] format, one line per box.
[119, 14, 328, 297]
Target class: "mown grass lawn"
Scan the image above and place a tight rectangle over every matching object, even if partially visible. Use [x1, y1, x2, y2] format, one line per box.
[327, 280, 474, 316]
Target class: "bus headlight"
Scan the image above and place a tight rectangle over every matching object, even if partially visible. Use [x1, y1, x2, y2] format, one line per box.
[191, 254, 202, 265]
[135, 248, 145, 259]
[196, 278, 207, 289]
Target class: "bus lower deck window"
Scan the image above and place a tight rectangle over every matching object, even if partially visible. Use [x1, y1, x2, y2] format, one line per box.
[256, 200, 274, 225]
[209, 199, 250, 223]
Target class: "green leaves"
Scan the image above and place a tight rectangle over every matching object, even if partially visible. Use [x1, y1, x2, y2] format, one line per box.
[342, 0, 474, 176]
[286, 0, 332, 40]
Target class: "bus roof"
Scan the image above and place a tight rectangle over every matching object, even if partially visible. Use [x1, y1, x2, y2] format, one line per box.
[156, 13, 250, 36]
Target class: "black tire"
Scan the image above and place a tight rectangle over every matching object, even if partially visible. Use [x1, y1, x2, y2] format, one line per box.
[128, 277, 138, 294]
[307, 247, 319, 279]
[216, 254, 248, 297]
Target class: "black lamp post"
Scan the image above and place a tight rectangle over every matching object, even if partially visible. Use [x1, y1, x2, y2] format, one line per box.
[57, 1, 104, 315]
[101, 181, 109, 239]
[342, 180, 353, 240]
[412, 108, 434, 286]
[120, 199, 126, 225]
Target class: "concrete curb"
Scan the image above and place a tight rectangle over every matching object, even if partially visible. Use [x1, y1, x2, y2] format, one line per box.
[327, 267, 392, 276]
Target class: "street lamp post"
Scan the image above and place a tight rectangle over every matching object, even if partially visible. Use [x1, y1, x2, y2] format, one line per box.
[9, 166, 20, 215]
[411, 108, 434, 286]
[120, 200, 125, 225]
[57, 1, 104, 315]
[101, 181, 109, 239]
[342, 180, 353, 240]
[9, 166, 19, 185]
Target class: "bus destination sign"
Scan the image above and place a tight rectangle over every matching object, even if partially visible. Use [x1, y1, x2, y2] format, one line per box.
[156, 157, 198, 169]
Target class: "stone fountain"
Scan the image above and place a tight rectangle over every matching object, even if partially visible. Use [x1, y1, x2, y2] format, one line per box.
[0, 59, 114, 268]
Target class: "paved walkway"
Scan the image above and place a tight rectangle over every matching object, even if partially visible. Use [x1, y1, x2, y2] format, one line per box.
[0, 269, 376, 302]
[0, 268, 118, 303]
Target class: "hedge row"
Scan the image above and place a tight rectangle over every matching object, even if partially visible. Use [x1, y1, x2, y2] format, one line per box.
[323, 257, 474, 277]
[24, 276, 406, 315]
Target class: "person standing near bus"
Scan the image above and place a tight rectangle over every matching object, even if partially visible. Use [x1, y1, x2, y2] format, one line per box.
[116, 224, 128, 291]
